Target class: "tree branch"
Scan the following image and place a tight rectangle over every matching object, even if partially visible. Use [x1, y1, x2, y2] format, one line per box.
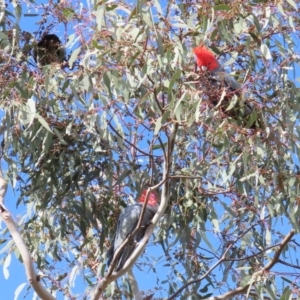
[0, 170, 55, 300]
[168, 229, 295, 300]
[107, 119, 158, 158]
[223, 242, 283, 262]
[146, 75, 164, 114]
[277, 258, 300, 270]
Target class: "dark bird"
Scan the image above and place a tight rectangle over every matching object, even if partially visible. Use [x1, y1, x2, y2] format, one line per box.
[107, 189, 159, 271]
[193, 45, 261, 128]
[34, 34, 65, 68]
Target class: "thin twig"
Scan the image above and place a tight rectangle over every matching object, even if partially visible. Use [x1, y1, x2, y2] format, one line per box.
[167, 217, 272, 300]
[218, 230, 295, 300]
[107, 119, 157, 158]
[277, 258, 300, 270]
[168, 229, 295, 300]
[147, 75, 164, 114]
[224, 242, 282, 262]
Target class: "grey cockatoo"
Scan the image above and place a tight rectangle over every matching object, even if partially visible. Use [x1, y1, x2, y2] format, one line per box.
[107, 190, 159, 271]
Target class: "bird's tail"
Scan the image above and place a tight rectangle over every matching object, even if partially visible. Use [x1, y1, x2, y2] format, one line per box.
[115, 245, 136, 271]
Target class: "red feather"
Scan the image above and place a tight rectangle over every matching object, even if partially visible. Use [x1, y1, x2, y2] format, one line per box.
[193, 45, 220, 71]
[138, 190, 158, 206]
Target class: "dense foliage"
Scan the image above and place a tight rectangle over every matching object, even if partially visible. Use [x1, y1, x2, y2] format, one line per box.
[1, 0, 300, 299]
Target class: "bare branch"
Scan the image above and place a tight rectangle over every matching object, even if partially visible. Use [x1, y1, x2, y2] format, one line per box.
[0, 171, 55, 300]
[146, 75, 164, 114]
[260, 230, 295, 272]
[168, 229, 295, 300]
[223, 242, 283, 262]
[167, 216, 269, 300]
[277, 258, 300, 270]
[107, 119, 159, 158]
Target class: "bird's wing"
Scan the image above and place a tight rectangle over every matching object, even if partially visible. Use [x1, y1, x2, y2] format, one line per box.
[106, 204, 141, 270]
[223, 73, 241, 91]
[115, 206, 156, 271]
[210, 69, 241, 92]
[113, 204, 142, 250]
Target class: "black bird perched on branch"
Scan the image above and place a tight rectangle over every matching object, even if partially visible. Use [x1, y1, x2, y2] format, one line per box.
[33, 34, 65, 68]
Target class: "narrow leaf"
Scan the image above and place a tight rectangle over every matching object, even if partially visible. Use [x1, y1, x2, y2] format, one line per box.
[213, 4, 231, 11]
[69, 47, 81, 69]
[154, 116, 162, 135]
[14, 283, 27, 300]
[260, 44, 272, 60]
[287, 0, 297, 10]
[36, 114, 53, 133]
[3, 253, 11, 279]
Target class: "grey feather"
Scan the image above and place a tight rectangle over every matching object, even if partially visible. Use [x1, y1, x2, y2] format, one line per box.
[107, 203, 157, 271]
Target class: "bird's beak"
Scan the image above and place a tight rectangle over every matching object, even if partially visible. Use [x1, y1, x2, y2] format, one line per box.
[201, 66, 208, 71]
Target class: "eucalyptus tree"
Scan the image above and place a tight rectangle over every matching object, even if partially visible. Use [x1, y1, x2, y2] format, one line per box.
[1, 1, 300, 299]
